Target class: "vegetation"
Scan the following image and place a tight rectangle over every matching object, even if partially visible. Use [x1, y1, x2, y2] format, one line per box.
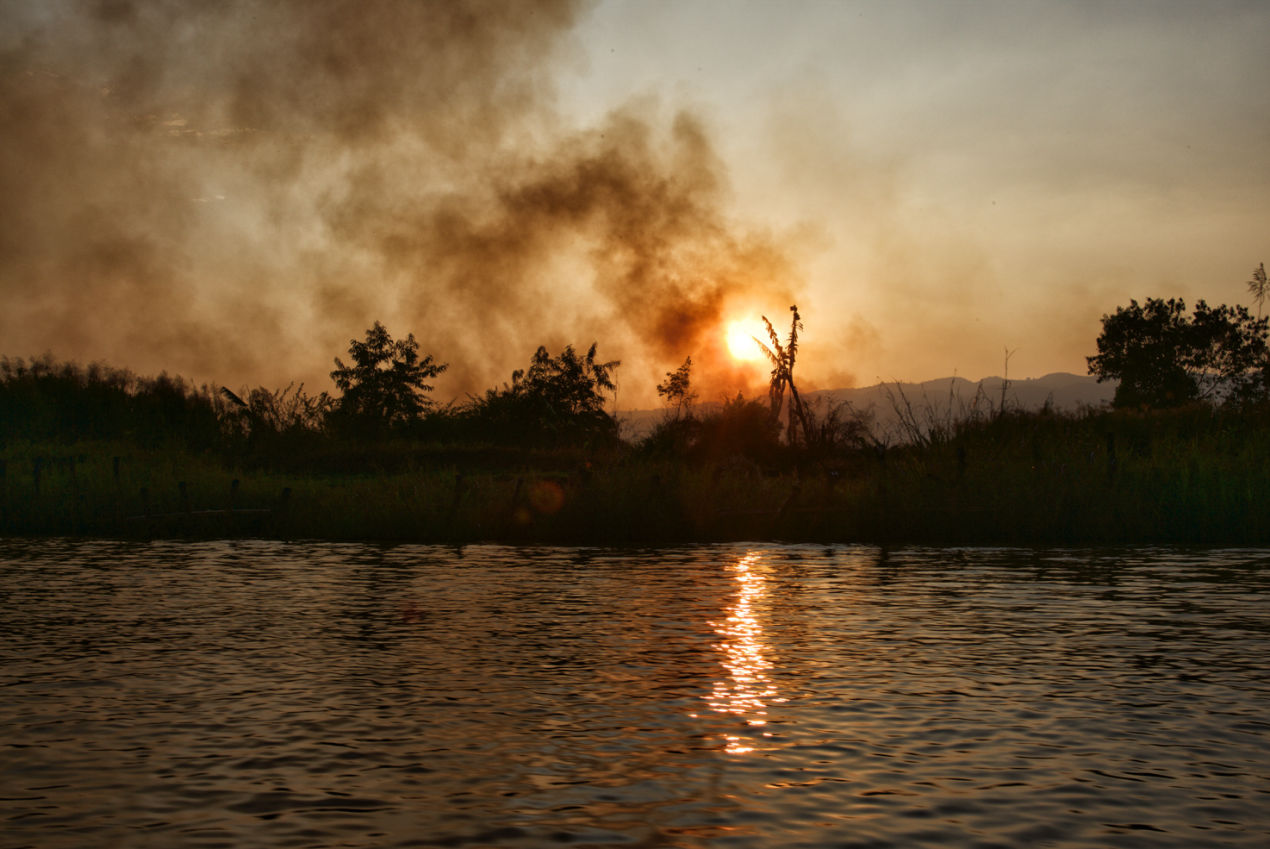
[4, 295, 1270, 546]
[656, 357, 696, 422]
[1087, 297, 1269, 408]
[1249, 262, 1268, 319]
[0, 356, 226, 448]
[328, 321, 446, 435]
[756, 305, 813, 446]
[456, 343, 621, 447]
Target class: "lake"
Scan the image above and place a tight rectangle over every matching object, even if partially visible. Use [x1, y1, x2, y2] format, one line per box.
[2, 540, 1269, 848]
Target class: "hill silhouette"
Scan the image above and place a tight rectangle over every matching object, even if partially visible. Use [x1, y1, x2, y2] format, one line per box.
[619, 372, 1115, 440]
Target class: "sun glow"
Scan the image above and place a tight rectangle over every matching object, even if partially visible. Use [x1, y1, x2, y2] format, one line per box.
[725, 320, 766, 362]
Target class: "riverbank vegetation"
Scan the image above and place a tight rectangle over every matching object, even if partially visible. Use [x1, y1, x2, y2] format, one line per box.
[4, 294, 1270, 545]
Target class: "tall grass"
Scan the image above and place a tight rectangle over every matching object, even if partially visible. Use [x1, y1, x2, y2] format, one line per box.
[5, 401, 1269, 544]
[4, 352, 1269, 544]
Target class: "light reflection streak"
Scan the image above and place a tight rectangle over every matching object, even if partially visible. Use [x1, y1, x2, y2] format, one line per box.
[704, 551, 784, 754]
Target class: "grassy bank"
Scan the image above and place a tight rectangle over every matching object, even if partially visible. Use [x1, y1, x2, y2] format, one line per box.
[4, 404, 1270, 545]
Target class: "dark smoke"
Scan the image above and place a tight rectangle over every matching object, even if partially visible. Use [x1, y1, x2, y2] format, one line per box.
[1, 0, 796, 406]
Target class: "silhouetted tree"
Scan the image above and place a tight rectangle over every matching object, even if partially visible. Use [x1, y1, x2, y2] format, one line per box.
[516, 342, 619, 419]
[330, 322, 446, 432]
[0, 355, 223, 447]
[464, 343, 620, 445]
[755, 305, 813, 445]
[1249, 262, 1268, 319]
[1087, 298, 1270, 407]
[656, 357, 697, 421]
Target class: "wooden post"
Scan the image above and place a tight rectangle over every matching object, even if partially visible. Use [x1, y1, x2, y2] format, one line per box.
[875, 445, 887, 497]
[179, 481, 191, 515]
[33, 456, 42, 495]
[875, 445, 889, 538]
[228, 479, 240, 513]
[275, 487, 292, 524]
[69, 457, 80, 533]
[112, 457, 122, 525]
[778, 480, 803, 518]
[450, 472, 464, 515]
[140, 486, 151, 518]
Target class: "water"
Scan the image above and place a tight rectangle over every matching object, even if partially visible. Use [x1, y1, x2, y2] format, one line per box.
[2, 541, 1269, 848]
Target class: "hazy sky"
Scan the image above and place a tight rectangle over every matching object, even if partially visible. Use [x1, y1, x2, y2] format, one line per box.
[3, 0, 1267, 406]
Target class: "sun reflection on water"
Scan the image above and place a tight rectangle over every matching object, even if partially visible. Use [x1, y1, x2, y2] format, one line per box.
[703, 551, 784, 754]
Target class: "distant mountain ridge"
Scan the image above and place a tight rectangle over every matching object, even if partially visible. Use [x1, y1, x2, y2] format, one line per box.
[618, 372, 1115, 440]
[806, 371, 1115, 416]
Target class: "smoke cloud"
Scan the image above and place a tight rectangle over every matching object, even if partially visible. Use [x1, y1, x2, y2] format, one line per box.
[1, 0, 796, 405]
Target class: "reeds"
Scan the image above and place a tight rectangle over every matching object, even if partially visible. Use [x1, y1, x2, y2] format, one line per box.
[4, 403, 1269, 545]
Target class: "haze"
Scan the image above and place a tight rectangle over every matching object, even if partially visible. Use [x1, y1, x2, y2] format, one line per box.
[2, 0, 1267, 407]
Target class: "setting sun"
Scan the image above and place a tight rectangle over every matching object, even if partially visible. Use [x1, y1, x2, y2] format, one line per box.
[726, 321, 766, 362]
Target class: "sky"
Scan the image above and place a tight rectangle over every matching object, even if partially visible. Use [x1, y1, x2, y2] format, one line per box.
[2, 0, 1267, 407]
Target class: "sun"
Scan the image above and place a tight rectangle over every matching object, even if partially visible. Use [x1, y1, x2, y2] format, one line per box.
[726, 320, 766, 362]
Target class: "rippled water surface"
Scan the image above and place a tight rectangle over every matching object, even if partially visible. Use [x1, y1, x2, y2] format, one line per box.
[3, 541, 1270, 848]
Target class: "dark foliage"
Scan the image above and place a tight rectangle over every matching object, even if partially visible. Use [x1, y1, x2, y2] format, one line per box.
[1249, 262, 1268, 318]
[218, 383, 333, 464]
[755, 305, 813, 445]
[0, 355, 224, 448]
[1087, 298, 1270, 408]
[461, 343, 620, 446]
[330, 321, 446, 434]
[656, 357, 697, 422]
[642, 394, 783, 465]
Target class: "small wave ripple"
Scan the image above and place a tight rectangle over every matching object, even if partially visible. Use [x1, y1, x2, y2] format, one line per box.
[2, 540, 1269, 848]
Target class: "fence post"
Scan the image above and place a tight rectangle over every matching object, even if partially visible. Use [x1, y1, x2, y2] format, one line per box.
[112, 457, 122, 525]
[450, 472, 464, 516]
[778, 479, 803, 518]
[70, 457, 81, 533]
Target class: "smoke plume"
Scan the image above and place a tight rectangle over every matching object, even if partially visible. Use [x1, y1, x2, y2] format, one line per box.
[1, 0, 796, 406]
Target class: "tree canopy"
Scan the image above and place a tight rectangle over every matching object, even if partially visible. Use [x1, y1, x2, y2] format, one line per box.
[656, 357, 697, 421]
[330, 322, 446, 430]
[464, 343, 620, 444]
[1087, 298, 1270, 408]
